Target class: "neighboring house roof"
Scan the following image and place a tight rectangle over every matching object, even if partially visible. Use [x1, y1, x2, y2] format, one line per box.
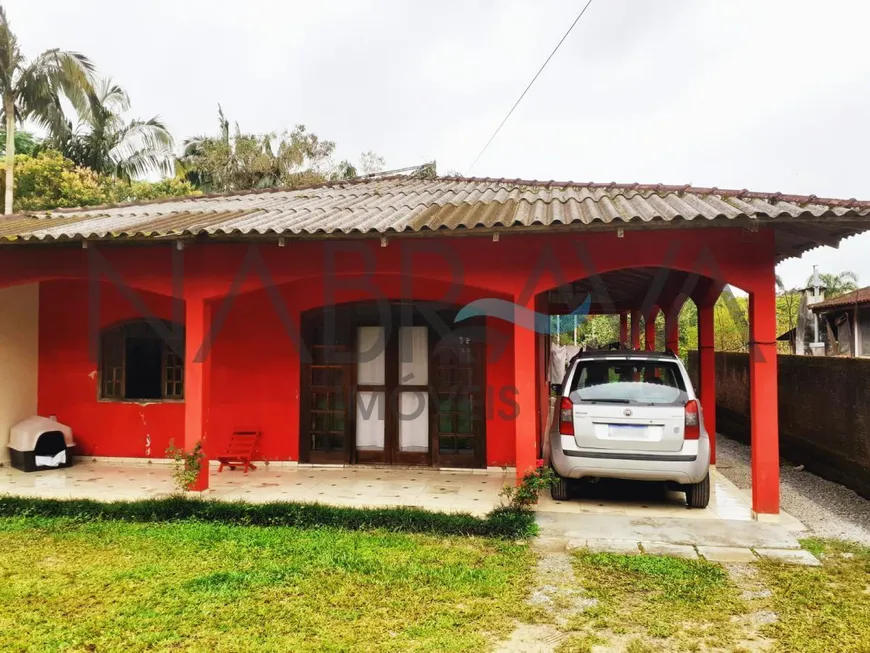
[777, 327, 796, 341]
[2, 176, 870, 260]
[810, 286, 870, 312]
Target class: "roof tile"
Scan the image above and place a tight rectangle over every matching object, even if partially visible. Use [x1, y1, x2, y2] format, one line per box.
[810, 286, 870, 311]
[2, 177, 869, 261]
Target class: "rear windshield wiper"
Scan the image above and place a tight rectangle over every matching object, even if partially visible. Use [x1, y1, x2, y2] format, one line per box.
[579, 398, 631, 404]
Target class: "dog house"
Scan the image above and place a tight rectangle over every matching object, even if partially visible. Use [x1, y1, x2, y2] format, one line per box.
[8, 416, 75, 472]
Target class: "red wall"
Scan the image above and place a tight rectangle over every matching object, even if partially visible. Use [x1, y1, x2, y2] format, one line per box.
[37, 276, 518, 465]
[206, 278, 518, 466]
[38, 281, 184, 458]
[207, 289, 300, 462]
[30, 230, 776, 466]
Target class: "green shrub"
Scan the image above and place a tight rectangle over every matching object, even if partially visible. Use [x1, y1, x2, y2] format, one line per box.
[499, 465, 559, 510]
[4, 150, 199, 213]
[165, 440, 204, 493]
[0, 495, 537, 539]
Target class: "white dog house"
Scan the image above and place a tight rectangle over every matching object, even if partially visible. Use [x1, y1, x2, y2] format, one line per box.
[8, 416, 75, 472]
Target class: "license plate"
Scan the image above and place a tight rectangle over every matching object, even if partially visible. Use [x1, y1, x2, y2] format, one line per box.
[608, 424, 649, 439]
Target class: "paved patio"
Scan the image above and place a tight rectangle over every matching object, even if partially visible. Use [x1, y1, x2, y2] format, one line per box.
[0, 458, 803, 525]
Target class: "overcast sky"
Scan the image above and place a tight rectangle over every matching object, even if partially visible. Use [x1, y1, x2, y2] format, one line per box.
[7, 0, 870, 289]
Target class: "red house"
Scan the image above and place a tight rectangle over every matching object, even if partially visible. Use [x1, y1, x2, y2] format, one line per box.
[1, 176, 868, 517]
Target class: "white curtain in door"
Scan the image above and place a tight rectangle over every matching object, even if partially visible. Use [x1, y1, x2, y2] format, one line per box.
[356, 326, 386, 450]
[399, 392, 429, 452]
[356, 391, 385, 450]
[399, 326, 428, 384]
[357, 326, 386, 385]
[398, 326, 429, 452]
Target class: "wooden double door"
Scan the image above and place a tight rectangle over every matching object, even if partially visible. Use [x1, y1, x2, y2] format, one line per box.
[301, 303, 486, 468]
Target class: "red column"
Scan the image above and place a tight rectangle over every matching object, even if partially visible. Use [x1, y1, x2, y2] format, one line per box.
[619, 312, 629, 347]
[644, 309, 658, 351]
[514, 295, 538, 482]
[749, 282, 780, 515]
[630, 310, 641, 350]
[665, 306, 680, 354]
[698, 302, 717, 464]
[184, 294, 211, 491]
[535, 294, 550, 460]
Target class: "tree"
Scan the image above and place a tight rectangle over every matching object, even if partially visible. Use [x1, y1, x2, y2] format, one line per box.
[1, 150, 198, 212]
[805, 270, 859, 299]
[0, 6, 95, 214]
[776, 275, 800, 353]
[0, 129, 39, 155]
[713, 289, 749, 352]
[335, 150, 386, 179]
[178, 107, 337, 192]
[178, 106, 386, 192]
[45, 78, 174, 180]
[552, 313, 619, 348]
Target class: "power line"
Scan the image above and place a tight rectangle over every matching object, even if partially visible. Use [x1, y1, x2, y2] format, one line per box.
[466, 0, 595, 174]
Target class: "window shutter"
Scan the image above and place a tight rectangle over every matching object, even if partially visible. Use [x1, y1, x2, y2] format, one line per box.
[100, 328, 125, 399]
[163, 337, 185, 399]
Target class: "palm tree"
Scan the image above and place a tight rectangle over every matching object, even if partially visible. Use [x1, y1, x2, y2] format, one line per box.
[177, 106, 338, 193]
[0, 6, 95, 213]
[805, 270, 859, 299]
[47, 78, 175, 180]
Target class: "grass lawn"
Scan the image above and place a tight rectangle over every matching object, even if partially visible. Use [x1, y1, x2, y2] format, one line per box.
[0, 517, 535, 652]
[562, 552, 747, 651]
[5, 509, 869, 653]
[551, 539, 870, 652]
[758, 538, 870, 653]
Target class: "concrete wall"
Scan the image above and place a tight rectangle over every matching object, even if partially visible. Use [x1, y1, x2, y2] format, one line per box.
[689, 351, 870, 498]
[0, 284, 39, 462]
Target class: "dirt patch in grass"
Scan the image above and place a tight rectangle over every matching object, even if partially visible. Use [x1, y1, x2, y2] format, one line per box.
[504, 543, 769, 651]
[565, 552, 750, 650]
[0, 517, 535, 652]
[510, 540, 869, 652]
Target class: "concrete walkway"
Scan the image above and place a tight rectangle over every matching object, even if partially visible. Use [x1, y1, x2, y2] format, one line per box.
[535, 511, 820, 565]
[537, 512, 800, 548]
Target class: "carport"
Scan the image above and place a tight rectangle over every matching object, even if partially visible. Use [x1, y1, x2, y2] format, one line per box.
[534, 220, 864, 517]
[482, 183, 870, 519]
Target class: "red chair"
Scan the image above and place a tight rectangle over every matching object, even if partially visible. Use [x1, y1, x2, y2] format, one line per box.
[217, 431, 260, 473]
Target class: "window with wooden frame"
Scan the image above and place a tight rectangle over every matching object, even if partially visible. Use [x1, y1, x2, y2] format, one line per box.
[99, 320, 185, 402]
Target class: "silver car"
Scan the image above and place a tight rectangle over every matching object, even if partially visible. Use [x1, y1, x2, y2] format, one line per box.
[550, 350, 711, 508]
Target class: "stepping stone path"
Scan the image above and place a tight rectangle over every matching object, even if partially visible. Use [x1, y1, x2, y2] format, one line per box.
[564, 538, 820, 565]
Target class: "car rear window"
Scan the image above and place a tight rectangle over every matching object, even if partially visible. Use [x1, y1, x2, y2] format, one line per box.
[568, 359, 687, 405]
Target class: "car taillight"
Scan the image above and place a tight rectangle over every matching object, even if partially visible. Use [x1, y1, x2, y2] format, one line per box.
[559, 397, 574, 436]
[684, 399, 700, 440]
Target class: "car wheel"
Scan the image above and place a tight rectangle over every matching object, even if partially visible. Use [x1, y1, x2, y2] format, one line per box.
[685, 473, 710, 509]
[551, 475, 571, 501]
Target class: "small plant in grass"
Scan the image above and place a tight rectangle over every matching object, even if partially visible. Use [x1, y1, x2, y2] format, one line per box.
[165, 440, 204, 493]
[499, 463, 559, 511]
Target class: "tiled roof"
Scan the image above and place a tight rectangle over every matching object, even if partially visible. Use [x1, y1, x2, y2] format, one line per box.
[2, 176, 870, 260]
[810, 286, 870, 311]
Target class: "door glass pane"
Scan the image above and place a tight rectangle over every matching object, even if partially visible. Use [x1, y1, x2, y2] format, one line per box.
[356, 391, 385, 450]
[399, 326, 428, 385]
[399, 391, 429, 452]
[357, 327, 386, 385]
